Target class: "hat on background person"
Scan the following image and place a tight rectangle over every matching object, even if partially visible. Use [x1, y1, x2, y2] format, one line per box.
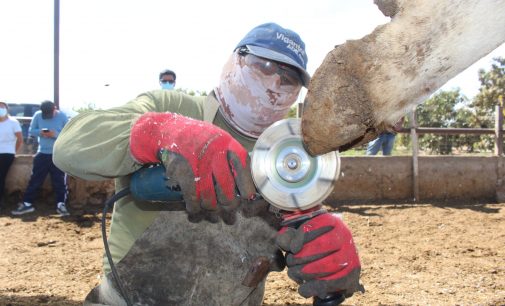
[235, 22, 310, 87]
[41, 100, 55, 119]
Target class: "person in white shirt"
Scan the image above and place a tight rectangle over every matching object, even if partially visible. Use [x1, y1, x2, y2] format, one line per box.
[0, 101, 22, 210]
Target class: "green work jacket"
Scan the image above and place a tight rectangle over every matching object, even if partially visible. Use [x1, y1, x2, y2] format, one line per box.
[53, 90, 256, 274]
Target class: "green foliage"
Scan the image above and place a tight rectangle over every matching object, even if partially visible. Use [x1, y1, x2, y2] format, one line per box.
[471, 57, 505, 151]
[415, 90, 469, 154]
[74, 102, 99, 113]
[339, 144, 367, 156]
[474, 57, 505, 113]
[176, 88, 208, 96]
[410, 57, 505, 154]
[287, 104, 299, 118]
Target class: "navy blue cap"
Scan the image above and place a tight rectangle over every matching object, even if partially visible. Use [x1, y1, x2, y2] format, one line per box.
[236, 23, 310, 87]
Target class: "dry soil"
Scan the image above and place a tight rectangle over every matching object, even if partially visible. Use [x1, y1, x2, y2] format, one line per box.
[0, 201, 504, 305]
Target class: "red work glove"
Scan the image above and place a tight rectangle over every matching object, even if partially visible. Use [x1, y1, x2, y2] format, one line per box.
[130, 112, 257, 223]
[275, 213, 364, 299]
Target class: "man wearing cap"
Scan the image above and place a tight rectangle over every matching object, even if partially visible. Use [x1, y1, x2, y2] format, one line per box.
[12, 100, 69, 217]
[54, 23, 362, 305]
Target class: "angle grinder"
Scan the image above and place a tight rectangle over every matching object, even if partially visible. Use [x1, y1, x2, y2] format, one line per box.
[130, 118, 340, 213]
[250, 118, 339, 222]
[251, 118, 344, 306]
[127, 118, 344, 305]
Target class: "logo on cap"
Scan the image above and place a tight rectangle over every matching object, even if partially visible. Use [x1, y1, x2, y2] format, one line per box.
[235, 22, 310, 86]
[276, 32, 306, 66]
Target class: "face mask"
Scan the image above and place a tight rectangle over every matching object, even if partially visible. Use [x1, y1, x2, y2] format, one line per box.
[215, 52, 301, 138]
[0, 108, 7, 117]
[161, 82, 175, 90]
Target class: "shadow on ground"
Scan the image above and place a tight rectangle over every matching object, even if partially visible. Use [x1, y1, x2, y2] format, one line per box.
[326, 199, 503, 216]
[0, 295, 81, 306]
[0, 200, 105, 229]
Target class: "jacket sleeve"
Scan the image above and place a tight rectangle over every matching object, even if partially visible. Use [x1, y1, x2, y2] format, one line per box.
[53, 90, 205, 181]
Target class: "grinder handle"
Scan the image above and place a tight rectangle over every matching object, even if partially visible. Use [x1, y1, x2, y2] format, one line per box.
[130, 165, 183, 202]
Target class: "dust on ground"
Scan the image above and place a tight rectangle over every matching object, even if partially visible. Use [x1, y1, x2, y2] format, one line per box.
[0, 202, 504, 306]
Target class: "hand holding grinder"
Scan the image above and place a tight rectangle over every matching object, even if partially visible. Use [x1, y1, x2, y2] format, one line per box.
[129, 117, 363, 305]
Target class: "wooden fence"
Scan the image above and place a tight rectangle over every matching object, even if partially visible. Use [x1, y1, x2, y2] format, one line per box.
[403, 105, 503, 200]
[297, 102, 505, 202]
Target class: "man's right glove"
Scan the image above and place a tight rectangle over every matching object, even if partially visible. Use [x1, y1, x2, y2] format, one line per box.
[130, 112, 257, 224]
[275, 213, 364, 299]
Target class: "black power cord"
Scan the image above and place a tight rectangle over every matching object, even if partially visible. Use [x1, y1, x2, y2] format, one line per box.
[102, 188, 134, 306]
[101, 186, 344, 306]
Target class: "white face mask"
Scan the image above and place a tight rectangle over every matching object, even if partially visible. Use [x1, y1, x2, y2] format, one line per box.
[0, 108, 7, 117]
[215, 52, 301, 138]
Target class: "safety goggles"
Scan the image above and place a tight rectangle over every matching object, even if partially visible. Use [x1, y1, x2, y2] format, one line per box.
[238, 48, 303, 88]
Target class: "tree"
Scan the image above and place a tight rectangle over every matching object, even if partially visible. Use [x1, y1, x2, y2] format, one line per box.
[471, 57, 505, 151]
[415, 90, 471, 154]
[392, 58, 505, 155]
[74, 102, 99, 113]
[413, 58, 505, 154]
[176, 88, 207, 96]
[474, 57, 505, 112]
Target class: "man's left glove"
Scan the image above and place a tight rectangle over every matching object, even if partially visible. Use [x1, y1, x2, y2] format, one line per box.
[275, 213, 364, 299]
[130, 112, 257, 223]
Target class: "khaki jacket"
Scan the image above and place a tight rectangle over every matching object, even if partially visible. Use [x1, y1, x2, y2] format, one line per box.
[53, 89, 257, 274]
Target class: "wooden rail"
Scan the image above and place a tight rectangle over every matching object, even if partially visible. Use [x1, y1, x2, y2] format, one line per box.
[398, 127, 498, 134]
[404, 105, 504, 201]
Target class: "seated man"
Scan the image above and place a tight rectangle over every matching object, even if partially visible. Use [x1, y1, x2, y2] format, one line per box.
[54, 23, 362, 305]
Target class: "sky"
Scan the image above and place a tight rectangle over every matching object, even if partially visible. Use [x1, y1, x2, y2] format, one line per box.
[0, 0, 504, 114]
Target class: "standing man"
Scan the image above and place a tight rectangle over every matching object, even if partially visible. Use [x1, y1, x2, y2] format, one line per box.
[159, 69, 176, 90]
[366, 117, 405, 155]
[54, 23, 362, 305]
[12, 100, 69, 216]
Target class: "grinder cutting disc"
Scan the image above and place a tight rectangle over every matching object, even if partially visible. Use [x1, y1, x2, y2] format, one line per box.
[251, 118, 340, 211]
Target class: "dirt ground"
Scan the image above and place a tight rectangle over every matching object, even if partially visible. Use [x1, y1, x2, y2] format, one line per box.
[0, 201, 504, 306]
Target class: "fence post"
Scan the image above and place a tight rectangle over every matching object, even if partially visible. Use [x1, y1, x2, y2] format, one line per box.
[297, 102, 303, 118]
[409, 109, 420, 201]
[495, 105, 503, 156]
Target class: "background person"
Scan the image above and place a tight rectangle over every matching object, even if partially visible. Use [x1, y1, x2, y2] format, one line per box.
[0, 101, 22, 211]
[159, 69, 176, 90]
[366, 117, 405, 155]
[11, 101, 69, 216]
[54, 23, 362, 305]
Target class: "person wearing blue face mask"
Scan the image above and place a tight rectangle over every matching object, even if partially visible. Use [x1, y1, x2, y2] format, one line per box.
[159, 69, 176, 90]
[0, 101, 23, 211]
